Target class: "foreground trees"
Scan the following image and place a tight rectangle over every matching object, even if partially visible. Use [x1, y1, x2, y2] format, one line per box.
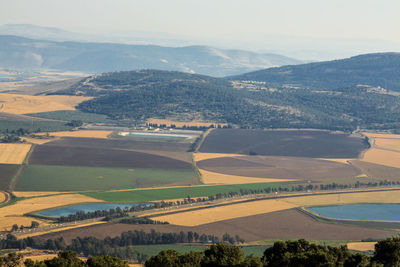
[3, 238, 400, 266]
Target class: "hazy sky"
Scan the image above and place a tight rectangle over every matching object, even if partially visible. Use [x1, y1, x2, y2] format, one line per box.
[1, 0, 399, 41]
[1, 0, 399, 60]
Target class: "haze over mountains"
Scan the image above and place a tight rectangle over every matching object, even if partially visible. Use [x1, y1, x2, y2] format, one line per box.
[1, 24, 399, 61]
[0, 31, 302, 77]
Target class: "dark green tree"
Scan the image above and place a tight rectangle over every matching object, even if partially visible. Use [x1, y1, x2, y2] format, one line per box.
[202, 242, 244, 267]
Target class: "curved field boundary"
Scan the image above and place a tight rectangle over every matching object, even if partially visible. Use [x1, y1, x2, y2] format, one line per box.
[0, 191, 10, 204]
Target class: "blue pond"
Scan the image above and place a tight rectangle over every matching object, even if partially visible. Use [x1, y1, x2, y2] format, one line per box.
[37, 203, 151, 218]
[308, 204, 400, 222]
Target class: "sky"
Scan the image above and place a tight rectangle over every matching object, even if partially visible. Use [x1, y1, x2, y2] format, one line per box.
[1, 0, 399, 59]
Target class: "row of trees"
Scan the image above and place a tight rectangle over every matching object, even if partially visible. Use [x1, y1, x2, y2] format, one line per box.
[4, 237, 400, 266]
[53, 180, 400, 224]
[0, 230, 243, 262]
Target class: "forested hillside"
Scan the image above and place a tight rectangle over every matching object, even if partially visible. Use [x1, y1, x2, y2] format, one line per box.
[231, 53, 400, 91]
[51, 69, 400, 131]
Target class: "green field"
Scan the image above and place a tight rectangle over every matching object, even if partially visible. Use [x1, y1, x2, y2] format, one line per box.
[133, 244, 270, 257]
[16, 165, 197, 191]
[0, 120, 71, 133]
[0, 164, 19, 190]
[84, 182, 286, 202]
[27, 110, 115, 124]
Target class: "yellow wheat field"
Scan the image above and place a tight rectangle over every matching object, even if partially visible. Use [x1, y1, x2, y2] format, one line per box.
[316, 158, 354, 164]
[282, 190, 400, 207]
[199, 168, 295, 185]
[0, 194, 103, 231]
[361, 148, 400, 168]
[363, 132, 400, 139]
[347, 242, 376, 251]
[152, 199, 296, 226]
[147, 118, 227, 128]
[193, 152, 244, 162]
[0, 191, 6, 203]
[374, 138, 400, 151]
[12, 191, 64, 197]
[37, 130, 113, 139]
[0, 143, 31, 164]
[0, 93, 92, 114]
[21, 137, 57, 144]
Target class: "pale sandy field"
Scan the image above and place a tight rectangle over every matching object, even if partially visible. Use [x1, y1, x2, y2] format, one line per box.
[153, 199, 296, 226]
[147, 118, 227, 128]
[0, 93, 92, 114]
[316, 158, 354, 164]
[37, 130, 112, 139]
[193, 152, 244, 162]
[21, 137, 58, 144]
[347, 242, 376, 251]
[0, 194, 103, 231]
[374, 138, 400, 151]
[0, 143, 31, 164]
[12, 191, 64, 197]
[0, 191, 6, 202]
[199, 168, 295, 184]
[363, 133, 400, 139]
[361, 148, 400, 168]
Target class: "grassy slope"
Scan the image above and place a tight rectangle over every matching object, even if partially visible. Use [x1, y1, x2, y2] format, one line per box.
[26, 110, 115, 124]
[84, 182, 286, 202]
[16, 165, 196, 191]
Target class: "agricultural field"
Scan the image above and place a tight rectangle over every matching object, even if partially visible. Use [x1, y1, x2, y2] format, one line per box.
[198, 168, 290, 184]
[0, 93, 92, 114]
[17, 165, 196, 191]
[197, 155, 362, 183]
[199, 129, 368, 158]
[42, 209, 396, 244]
[0, 164, 19, 190]
[28, 144, 191, 169]
[0, 143, 31, 164]
[84, 182, 283, 202]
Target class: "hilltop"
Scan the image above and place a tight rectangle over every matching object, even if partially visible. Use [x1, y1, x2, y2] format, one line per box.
[48, 67, 400, 131]
[231, 53, 400, 91]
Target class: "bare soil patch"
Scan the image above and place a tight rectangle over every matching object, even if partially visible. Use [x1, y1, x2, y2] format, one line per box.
[29, 144, 192, 169]
[197, 155, 362, 182]
[350, 160, 400, 181]
[199, 129, 367, 158]
[37, 130, 113, 139]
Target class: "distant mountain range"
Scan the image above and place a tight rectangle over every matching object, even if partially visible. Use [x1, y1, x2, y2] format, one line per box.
[0, 35, 302, 77]
[231, 53, 400, 91]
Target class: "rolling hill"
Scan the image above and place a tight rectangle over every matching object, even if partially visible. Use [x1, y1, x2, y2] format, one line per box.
[0, 35, 301, 77]
[48, 68, 400, 131]
[230, 53, 400, 91]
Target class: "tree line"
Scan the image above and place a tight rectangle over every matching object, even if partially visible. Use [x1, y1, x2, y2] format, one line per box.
[5, 237, 400, 266]
[0, 230, 243, 263]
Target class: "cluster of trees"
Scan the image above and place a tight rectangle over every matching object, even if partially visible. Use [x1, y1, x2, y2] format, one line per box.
[0, 230, 242, 262]
[10, 221, 39, 232]
[5, 238, 400, 266]
[57, 202, 176, 223]
[2, 250, 129, 267]
[118, 216, 169, 225]
[145, 238, 400, 267]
